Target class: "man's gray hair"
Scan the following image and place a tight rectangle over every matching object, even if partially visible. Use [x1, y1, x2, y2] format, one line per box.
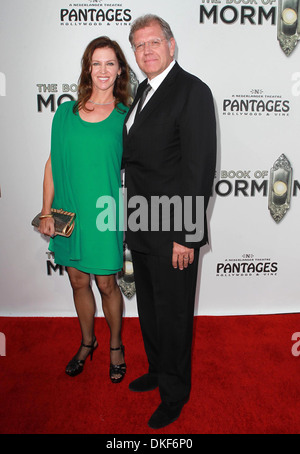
[129, 14, 174, 45]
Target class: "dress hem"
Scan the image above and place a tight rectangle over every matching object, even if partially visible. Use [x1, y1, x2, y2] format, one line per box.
[54, 257, 122, 276]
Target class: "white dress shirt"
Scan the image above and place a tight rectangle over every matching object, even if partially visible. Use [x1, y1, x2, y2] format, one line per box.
[126, 60, 176, 132]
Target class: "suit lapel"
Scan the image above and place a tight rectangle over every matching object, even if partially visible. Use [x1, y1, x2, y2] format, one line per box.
[124, 81, 147, 123]
[123, 80, 148, 139]
[124, 62, 181, 138]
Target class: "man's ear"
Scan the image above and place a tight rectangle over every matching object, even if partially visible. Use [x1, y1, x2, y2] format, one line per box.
[169, 37, 176, 58]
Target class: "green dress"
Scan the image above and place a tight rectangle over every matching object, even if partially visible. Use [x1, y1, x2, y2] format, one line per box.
[49, 100, 128, 275]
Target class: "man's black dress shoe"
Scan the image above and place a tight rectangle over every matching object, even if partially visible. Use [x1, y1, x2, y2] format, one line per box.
[148, 400, 187, 429]
[129, 373, 158, 392]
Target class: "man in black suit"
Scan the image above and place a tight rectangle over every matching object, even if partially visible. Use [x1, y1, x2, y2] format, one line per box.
[123, 14, 216, 429]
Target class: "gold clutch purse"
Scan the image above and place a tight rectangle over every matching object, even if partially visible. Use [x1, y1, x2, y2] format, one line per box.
[32, 208, 76, 237]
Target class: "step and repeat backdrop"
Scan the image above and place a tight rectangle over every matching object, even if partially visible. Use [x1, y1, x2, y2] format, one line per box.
[0, 0, 299, 316]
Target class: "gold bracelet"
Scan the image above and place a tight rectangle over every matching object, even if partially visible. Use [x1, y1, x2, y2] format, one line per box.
[39, 214, 53, 219]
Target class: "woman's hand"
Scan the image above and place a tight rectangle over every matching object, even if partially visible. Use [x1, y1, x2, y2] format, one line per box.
[39, 217, 55, 237]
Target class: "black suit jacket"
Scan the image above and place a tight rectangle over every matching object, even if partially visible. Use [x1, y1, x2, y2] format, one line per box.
[122, 62, 216, 257]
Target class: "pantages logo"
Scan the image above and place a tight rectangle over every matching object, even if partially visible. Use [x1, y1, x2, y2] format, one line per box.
[222, 89, 290, 117]
[214, 154, 297, 223]
[199, 0, 300, 55]
[216, 253, 278, 277]
[60, 1, 132, 26]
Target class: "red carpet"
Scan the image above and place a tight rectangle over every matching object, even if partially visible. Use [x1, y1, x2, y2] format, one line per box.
[0, 314, 300, 434]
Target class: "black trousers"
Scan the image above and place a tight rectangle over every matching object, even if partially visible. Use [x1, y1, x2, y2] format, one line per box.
[131, 249, 200, 404]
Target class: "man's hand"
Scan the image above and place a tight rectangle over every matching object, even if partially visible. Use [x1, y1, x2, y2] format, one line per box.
[172, 242, 194, 270]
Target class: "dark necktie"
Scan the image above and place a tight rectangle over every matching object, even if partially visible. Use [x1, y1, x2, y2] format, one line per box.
[135, 83, 151, 118]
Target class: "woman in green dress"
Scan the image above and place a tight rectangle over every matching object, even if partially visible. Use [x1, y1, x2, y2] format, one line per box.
[39, 37, 130, 383]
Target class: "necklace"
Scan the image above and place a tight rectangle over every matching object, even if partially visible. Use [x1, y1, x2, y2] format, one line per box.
[88, 97, 115, 106]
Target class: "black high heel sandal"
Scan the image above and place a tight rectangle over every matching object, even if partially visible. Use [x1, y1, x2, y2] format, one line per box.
[110, 345, 127, 384]
[65, 338, 98, 377]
